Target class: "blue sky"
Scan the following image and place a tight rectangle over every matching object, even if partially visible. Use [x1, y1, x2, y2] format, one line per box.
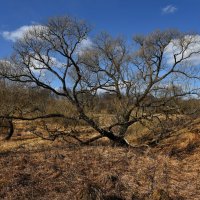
[0, 0, 200, 58]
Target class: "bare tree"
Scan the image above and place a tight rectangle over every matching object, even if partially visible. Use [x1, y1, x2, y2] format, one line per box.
[0, 16, 200, 146]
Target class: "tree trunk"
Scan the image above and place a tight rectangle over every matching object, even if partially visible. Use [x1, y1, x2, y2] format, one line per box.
[112, 137, 129, 147]
[80, 113, 130, 147]
[99, 129, 129, 147]
[4, 120, 14, 140]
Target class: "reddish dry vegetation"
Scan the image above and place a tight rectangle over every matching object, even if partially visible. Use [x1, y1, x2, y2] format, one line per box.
[1, 120, 200, 200]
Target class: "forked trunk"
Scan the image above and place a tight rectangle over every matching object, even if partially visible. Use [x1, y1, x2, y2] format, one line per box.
[79, 113, 130, 147]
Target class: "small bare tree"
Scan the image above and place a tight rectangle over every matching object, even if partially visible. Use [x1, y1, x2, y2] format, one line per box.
[0, 16, 200, 146]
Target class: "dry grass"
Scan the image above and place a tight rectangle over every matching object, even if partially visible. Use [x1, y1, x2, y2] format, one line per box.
[1, 119, 200, 199]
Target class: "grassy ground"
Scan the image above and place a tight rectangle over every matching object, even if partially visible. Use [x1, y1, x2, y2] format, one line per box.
[1, 119, 200, 200]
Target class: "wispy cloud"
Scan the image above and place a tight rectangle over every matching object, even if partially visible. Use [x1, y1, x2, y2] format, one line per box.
[1, 25, 93, 53]
[1, 25, 32, 42]
[165, 35, 200, 66]
[77, 38, 93, 55]
[162, 5, 177, 14]
[1, 25, 43, 42]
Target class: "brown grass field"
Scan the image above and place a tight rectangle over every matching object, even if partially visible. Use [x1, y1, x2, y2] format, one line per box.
[1, 118, 200, 200]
